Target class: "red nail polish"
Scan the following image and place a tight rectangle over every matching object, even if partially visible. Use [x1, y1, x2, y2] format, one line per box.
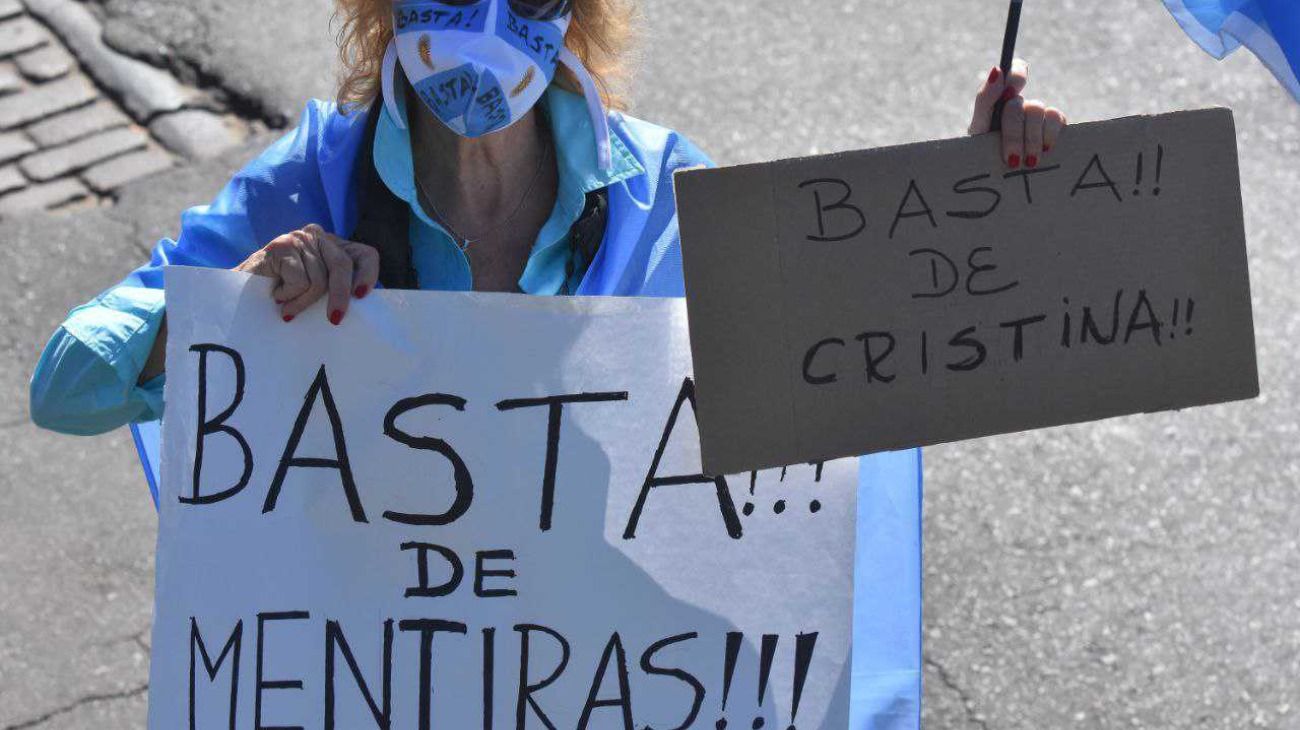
[1026, 154, 1038, 168]
[1002, 86, 1018, 102]
[1008, 154, 1021, 169]
[354, 285, 368, 299]
[283, 314, 294, 323]
[988, 67, 1000, 85]
[329, 310, 343, 326]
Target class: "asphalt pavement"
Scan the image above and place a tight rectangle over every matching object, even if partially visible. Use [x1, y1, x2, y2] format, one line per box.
[2, 0, 1298, 727]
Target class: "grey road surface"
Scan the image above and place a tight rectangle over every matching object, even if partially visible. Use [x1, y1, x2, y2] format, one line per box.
[2, 0, 1298, 727]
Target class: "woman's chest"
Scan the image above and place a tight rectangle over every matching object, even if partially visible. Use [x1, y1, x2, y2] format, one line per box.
[465, 227, 541, 292]
[407, 194, 560, 293]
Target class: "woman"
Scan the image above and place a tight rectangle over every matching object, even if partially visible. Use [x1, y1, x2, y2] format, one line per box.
[29, 0, 1066, 723]
[30, 0, 1066, 434]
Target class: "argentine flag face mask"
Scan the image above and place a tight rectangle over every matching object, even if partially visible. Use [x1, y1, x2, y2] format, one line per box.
[383, 0, 614, 169]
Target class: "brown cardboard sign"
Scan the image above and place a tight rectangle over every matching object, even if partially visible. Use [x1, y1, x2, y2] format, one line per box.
[676, 108, 1258, 475]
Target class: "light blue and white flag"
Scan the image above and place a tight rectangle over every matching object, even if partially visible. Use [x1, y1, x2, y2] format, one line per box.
[1163, 0, 1300, 102]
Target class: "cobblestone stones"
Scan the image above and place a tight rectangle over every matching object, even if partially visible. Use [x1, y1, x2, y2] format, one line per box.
[20, 126, 146, 180]
[0, 60, 20, 93]
[0, 74, 95, 128]
[0, 16, 47, 59]
[15, 41, 71, 81]
[0, 176, 84, 215]
[26, 0, 192, 119]
[0, 129, 33, 163]
[150, 109, 246, 160]
[0, 0, 251, 218]
[0, 162, 21, 193]
[26, 99, 128, 146]
[83, 147, 172, 193]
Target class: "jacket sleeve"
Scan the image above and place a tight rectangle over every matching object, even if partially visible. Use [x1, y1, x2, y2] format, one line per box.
[639, 129, 716, 298]
[582, 113, 716, 298]
[30, 287, 167, 435]
[29, 99, 353, 435]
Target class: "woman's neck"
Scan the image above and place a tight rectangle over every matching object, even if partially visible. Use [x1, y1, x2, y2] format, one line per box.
[407, 91, 552, 230]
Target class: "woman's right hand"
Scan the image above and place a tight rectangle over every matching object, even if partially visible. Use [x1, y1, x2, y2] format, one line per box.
[235, 224, 381, 324]
[137, 224, 378, 384]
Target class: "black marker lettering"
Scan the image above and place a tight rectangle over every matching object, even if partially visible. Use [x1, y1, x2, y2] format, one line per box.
[999, 315, 1047, 362]
[400, 542, 464, 598]
[623, 378, 743, 540]
[946, 327, 988, 372]
[190, 618, 242, 730]
[474, 550, 518, 598]
[890, 180, 938, 238]
[256, 611, 310, 730]
[263, 366, 367, 522]
[946, 173, 1002, 219]
[1081, 289, 1124, 345]
[495, 393, 629, 531]
[1003, 164, 1062, 204]
[515, 624, 570, 730]
[399, 620, 468, 730]
[325, 619, 393, 730]
[799, 178, 866, 242]
[639, 633, 704, 730]
[1124, 289, 1164, 346]
[382, 394, 474, 526]
[483, 628, 496, 730]
[802, 338, 844, 385]
[966, 247, 1019, 297]
[1060, 298, 1073, 348]
[1071, 154, 1123, 202]
[855, 332, 897, 384]
[187, 344, 252, 505]
[576, 633, 634, 730]
[908, 248, 959, 299]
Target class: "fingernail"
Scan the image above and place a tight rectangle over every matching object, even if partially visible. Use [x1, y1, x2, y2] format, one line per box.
[329, 310, 344, 326]
[1001, 86, 1018, 102]
[1008, 154, 1021, 169]
[283, 314, 294, 323]
[988, 66, 1000, 85]
[354, 285, 368, 299]
[1026, 154, 1038, 168]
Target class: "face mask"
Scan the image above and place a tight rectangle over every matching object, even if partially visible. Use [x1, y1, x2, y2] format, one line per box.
[382, 0, 613, 169]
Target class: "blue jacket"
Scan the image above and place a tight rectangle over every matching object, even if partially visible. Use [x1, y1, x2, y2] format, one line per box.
[31, 95, 922, 729]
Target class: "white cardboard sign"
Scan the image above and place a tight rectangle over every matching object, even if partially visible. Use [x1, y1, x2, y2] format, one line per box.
[150, 267, 858, 730]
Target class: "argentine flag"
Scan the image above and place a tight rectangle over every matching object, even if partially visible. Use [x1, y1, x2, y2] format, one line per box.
[1162, 0, 1300, 102]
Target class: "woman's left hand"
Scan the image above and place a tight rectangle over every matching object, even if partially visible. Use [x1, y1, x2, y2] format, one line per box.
[968, 58, 1068, 169]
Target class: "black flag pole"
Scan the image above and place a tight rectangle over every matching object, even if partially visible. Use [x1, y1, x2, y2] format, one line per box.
[989, 0, 1024, 132]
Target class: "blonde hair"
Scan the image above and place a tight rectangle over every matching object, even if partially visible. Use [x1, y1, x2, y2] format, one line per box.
[333, 0, 636, 113]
